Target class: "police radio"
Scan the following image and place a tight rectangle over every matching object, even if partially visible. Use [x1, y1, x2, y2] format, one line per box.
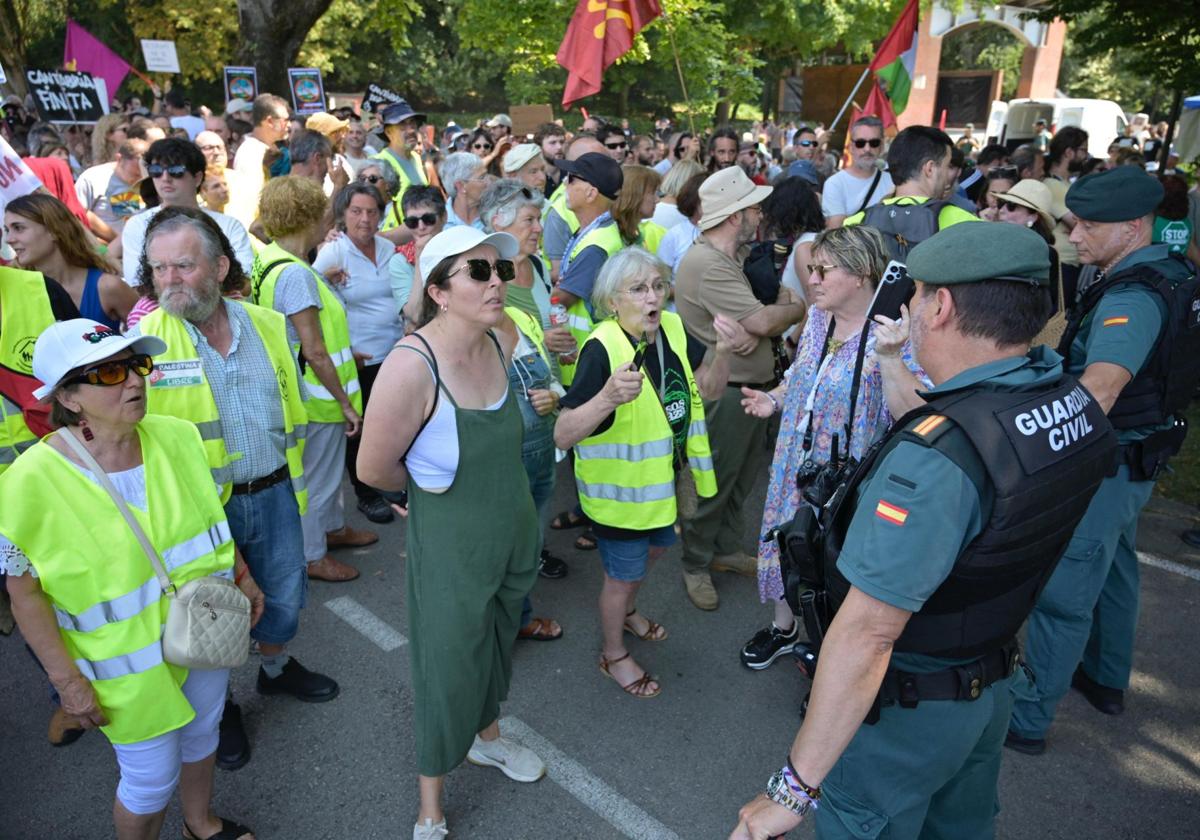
[867, 260, 915, 323]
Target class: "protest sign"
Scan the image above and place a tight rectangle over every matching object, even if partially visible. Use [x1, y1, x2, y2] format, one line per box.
[0, 64, 7, 85]
[511, 104, 555, 139]
[25, 69, 106, 123]
[224, 66, 258, 103]
[140, 40, 180, 73]
[288, 67, 326, 116]
[361, 83, 404, 114]
[0, 134, 45, 216]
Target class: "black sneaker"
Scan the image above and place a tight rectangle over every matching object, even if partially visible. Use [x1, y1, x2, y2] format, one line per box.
[1004, 729, 1046, 756]
[357, 496, 395, 524]
[740, 623, 800, 670]
[256, 658, 340, 703]
[216, 700, 250, 771]
[538, 550, 568, 579]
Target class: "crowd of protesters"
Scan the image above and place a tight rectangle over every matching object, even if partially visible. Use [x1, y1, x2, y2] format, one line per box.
[0, 82, 1198, 840]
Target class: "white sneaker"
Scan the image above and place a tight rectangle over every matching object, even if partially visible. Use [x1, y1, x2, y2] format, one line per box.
[413, 817, 448, 839]
[467, 734, 546, 782]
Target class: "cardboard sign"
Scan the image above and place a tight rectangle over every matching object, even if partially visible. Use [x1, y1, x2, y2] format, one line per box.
[0, 134, 45, 217]
[361, 83, 404, 114]
[287, 67, 326, 116]
[140, 39, 180, 73]
[510, 104, 555, 139]
[223, 66, 258, 103]
[25, 69, 106, 123]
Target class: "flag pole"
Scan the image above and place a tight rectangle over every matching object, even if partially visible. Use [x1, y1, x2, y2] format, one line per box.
[661, 14, 696, 138]
[830, 65, 871, 132]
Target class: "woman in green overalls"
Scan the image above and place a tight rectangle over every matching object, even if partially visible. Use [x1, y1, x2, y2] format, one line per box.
[357, 227, 543, 840]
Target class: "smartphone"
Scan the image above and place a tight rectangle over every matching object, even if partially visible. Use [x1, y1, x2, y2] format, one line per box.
[630, 335, 649, 370]
[867, 260, 914, 322]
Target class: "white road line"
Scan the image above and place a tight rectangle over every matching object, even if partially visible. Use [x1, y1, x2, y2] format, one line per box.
[1137, 551, 1200, 582]
[501, 716, 682, 840]
[324, 596, 408, 651]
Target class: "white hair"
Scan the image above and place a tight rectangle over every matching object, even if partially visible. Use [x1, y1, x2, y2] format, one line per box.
[438, 152, 483, 200]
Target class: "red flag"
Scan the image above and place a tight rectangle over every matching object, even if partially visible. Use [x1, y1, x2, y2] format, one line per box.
[862, 80, 896, 129]
[556, 0, 663, 108]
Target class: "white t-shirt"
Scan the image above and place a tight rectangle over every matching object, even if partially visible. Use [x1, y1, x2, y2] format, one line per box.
[651, 201, 688, 231]
[75, 162, 144, 233]
[232, 134, 271, 202]
[120, 206, 255, 286]
[781, 231, 818, 303]
[312, 234, 402, 365]
[170, 115, 206, 141]
[821, 168, 894, 219]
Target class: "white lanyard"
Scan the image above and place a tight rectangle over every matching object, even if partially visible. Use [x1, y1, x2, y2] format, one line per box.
[560, 212, 611, 276]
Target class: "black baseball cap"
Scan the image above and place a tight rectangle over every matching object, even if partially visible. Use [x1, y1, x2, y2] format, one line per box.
[556, 152, 623, 200]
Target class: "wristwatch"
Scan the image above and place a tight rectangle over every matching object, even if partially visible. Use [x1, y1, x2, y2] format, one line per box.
[766, 770, 816, 818]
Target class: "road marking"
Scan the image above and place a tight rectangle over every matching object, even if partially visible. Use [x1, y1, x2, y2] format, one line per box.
[1137, 551, 1200, 582]
[324, 596, 408, 651]
[501, 716, 681, 840]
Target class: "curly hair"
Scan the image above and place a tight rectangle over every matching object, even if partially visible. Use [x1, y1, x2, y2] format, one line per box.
[258, 175, 329, 239]
[136, 206, 247, 299]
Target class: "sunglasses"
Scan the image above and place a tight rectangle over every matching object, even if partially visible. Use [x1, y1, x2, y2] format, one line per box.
[605, 141, 628, 150]
[472, 142, 494, 151]
[449, 258, 516, 283]
[65, 354, 154, 388]
[852, 138, 883, 149]
[807, 263, 839, 276]
[404, 212, 440, 229]
[796, 139, 818, 148]
[147, 163, 190, 179]
[999, 200, 1028, 213]
[360, 174, 384, 184]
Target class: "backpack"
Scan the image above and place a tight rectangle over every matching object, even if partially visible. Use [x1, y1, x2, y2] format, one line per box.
[742, 236, 794, 305]
[860, 199, 950, 261]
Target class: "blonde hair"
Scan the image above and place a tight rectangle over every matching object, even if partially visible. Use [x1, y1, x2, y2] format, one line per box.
[658, 159, 703, 199]
[258, 175, 328, 239]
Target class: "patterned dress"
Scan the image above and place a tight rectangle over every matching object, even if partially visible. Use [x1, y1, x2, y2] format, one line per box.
[756, 306, 927, 602]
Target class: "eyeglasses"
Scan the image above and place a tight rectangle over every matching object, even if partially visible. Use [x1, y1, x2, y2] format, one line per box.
[796, 139, 818, 148]
[404, 212, 440, 229]
[147, 163, 190, 179]
[807, 263, 839, 276]
[196, 143, 223, 153]
[360, 174, 384, 184]
[852, 138, 883, 149]
[605, 141, 628, 150]
[622, 281, 670, 300]
[449, 258, 516, 283]
[64, 354, 154, 388]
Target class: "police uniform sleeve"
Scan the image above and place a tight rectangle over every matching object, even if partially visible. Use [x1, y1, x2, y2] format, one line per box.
[836, 441, 985, 613]
[1082, 286, 1166, 377]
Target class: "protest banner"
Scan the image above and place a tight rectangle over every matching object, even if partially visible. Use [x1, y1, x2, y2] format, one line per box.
[0, 134, 45, 216]
[24, 69, 106, 123]
[287, 67, 326, 116]
[140, 40, 180, 73]
[224, 66, 258, 103]
[510, 104, 555, 139]
[361, 83, 404, 114]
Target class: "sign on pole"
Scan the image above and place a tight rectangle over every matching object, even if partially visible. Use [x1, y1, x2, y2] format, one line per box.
[510, 104, 555, 139]
[223, 66, 258, 103]
[0, 134, 46, 216]
[287, 67, 326, 116]
[140, 40, 180, 73]
[361, 83, 404, 114]
[24, 69, 106, 124]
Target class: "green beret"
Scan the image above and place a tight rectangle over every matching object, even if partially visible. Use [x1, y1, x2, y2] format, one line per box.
[1065, 166, 1164, 222]
[907, 221, 1050, 286]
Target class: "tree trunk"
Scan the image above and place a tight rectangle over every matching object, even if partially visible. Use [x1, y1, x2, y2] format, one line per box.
[1159, 88, 1183, 171]
[235, 0, 335, 99]
[0, 0, 30, 99]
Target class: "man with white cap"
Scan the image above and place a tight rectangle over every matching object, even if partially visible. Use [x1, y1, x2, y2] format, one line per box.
[674, 168, 806, 610]
[486, 113, 513, 144]
[502, 144, 548, 194]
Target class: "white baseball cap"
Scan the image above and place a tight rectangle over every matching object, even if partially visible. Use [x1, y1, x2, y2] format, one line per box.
[502, 143, 543, 173]
[33, 319, 167, 400]
[418, 227, 519, 285]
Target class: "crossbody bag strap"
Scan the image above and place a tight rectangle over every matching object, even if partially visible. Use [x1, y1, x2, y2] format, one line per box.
[854, 169, 884, 216]
[57, 428, 173, 594]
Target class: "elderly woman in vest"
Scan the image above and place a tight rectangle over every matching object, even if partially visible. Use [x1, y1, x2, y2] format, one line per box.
[555, 247, 746, 698]
[0, 319, 264, 840]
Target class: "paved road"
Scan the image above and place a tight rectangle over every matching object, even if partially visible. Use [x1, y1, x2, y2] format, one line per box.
[3, 467, 1198, 840]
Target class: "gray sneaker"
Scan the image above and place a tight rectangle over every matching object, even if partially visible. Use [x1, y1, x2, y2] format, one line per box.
[467, 734, 546, 782]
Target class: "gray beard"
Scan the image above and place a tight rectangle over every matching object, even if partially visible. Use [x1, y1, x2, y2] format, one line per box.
[160, 283, 221, 323]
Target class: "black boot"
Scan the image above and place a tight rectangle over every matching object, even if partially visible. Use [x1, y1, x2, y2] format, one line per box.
[1071, 666, 1125, 715]
[216, 699, 251, 770]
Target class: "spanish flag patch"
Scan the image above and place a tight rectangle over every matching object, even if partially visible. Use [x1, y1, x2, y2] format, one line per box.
[875, 500, 909, 526]
[913, 415, 948, 437]
[1103, 316, 1130, 327]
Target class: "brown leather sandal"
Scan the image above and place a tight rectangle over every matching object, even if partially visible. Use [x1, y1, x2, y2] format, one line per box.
[623, 609, 668, 641]
[599, 652, 661, 699]
[518, 617, 564, 641]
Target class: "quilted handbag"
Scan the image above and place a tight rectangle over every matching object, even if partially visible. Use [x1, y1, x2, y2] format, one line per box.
[60, 428, 250, 670]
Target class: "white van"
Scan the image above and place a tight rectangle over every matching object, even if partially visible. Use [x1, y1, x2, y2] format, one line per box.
[1000, 98, 1129, 159]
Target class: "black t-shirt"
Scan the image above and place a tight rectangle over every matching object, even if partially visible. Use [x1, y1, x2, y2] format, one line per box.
[561, 325, 707, 539]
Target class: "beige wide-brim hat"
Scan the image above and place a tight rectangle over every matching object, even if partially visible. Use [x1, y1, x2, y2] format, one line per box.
[994, 179, 1055, 230]
[697, 167, 773, 231]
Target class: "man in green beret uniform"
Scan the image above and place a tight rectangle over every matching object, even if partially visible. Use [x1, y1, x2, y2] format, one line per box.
[1008, 166, 1197, 753]
[730, 223, 1116, 840]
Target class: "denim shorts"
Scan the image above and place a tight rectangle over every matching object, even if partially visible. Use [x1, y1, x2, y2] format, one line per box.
[596, 525, 677, 582]
[224, 479, 306, 646]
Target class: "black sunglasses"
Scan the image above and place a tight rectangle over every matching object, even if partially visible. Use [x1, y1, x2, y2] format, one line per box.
[404, 212, 440, 229]
[450, 258, 516, 283]
[147, 163, 190, 179]
[65, 354, 154, 388]
[472, 142, 494, 151]
[999, 200, 1029, 214]
[852, 138, 882, 149]
[360, 174, 384, 184]
[605, 140, 628, 150]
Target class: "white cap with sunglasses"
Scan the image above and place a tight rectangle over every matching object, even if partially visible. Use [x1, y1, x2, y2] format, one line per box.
[418, 227, 519, 285]
[33, 319, 167, 400]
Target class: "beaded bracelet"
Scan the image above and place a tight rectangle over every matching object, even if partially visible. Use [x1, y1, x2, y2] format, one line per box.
[782, 760, 821, 808]
[766, 392, 780, 415]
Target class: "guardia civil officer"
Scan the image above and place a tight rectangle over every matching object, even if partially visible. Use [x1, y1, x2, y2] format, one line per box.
[1007, 166, 1196, 753]
[729, 222, 1116, 840]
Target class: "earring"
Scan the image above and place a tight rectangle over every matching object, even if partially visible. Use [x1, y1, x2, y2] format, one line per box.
[1026, 220, 1034, 228]
[79, 420, 94, 441]
[440, 303, 448, 313]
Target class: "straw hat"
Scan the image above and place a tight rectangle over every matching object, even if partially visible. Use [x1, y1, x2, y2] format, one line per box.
[993, 179, 1055, 230]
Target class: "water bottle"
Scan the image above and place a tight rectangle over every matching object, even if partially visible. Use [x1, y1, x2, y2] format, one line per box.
[548, 296, 576, 363]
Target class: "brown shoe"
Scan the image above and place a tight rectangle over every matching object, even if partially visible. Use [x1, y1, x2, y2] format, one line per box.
[683, 571, 718, 610]
[325, 526, 378, 549]
[712, 551, 757, 577]
[307, 554, 360, 582]
[48, 706, 86, 747]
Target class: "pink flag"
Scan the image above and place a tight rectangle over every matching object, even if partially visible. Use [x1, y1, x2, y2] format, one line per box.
[64, 20, 131, 101]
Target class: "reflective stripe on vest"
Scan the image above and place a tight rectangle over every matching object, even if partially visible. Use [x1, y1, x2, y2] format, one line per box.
[0, 268, 55, 472]
[573, 312, 716, 530]
[138, 303, 309, 513]
[250, 241, 362, 423]
[0, 414, 235, 743]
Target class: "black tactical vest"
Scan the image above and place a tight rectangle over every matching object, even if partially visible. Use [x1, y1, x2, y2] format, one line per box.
[1057, 254, 1200, 430]
[821, 373, 1117, 659]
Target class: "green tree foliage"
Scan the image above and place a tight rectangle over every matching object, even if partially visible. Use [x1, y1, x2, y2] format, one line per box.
[939, 24, 1025, 101]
